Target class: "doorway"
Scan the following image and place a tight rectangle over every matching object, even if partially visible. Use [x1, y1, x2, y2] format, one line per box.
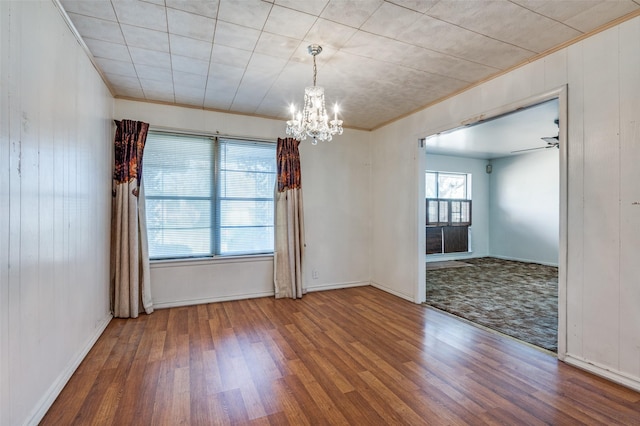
[420, 91, 567, 354]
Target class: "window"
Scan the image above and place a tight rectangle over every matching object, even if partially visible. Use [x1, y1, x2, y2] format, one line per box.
[425, 171, 470, 199]
[425, 171, 472, 254]
[143, 132, 277, 259]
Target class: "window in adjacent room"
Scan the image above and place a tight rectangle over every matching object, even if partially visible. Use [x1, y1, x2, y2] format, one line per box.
[142, 132, 277, 260]
[425, 171, 472, 254]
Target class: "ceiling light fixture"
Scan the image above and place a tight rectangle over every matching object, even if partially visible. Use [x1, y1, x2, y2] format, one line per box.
[286, 44, 343, 144]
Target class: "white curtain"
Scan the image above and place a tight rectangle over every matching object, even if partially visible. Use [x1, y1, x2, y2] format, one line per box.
[110, 119, 153, 318]
[274, 137, 305, 299]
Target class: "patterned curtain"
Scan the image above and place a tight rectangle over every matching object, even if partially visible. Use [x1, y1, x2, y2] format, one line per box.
[110, 119, 153, 318]
[274, 137, 306, 299]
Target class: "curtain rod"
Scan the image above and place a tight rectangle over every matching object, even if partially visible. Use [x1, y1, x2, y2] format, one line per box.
[147, 125, 276, 144]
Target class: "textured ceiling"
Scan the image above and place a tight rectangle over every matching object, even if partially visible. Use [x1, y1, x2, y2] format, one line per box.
[59, 0, 640, 130]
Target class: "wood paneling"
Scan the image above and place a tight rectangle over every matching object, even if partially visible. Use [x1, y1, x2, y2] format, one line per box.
[618, 18, 640, 377]
[42, 287, 640, 425]
[1, 2, 113, 424]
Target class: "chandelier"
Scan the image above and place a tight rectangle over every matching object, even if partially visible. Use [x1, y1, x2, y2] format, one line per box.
[286, 44, 343, 144]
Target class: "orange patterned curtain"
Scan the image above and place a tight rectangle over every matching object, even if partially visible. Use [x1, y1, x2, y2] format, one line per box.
[113, 119, 149, 196]
[276, 137, 301, 192]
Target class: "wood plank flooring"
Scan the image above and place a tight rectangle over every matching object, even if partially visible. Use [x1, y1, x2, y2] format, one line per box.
[41, 286, 640, 425]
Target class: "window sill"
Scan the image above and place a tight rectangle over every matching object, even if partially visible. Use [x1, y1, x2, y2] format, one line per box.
[150, 253, 274, 268]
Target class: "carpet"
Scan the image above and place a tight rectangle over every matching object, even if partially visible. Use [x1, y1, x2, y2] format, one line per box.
[425, 257, 558, 352]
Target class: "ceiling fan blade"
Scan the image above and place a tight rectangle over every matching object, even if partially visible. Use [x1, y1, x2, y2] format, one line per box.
[541, 136, 559, 144]
[511, 146, 547, 153]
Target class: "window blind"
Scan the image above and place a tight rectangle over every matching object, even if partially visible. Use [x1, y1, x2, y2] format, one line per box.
[142, 132, 276, 259]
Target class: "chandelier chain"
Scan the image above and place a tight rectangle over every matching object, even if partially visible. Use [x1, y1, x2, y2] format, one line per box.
[313, 54, 317, 87]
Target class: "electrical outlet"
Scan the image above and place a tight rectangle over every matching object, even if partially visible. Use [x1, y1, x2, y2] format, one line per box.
[312, 269, 319, 279]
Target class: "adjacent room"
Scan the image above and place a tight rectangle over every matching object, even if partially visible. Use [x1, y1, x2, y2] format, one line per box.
[3, 1, 640, 425]
[424, 99, 560, 352]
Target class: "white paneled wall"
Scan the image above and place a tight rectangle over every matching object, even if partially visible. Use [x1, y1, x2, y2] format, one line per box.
[0, 2, 113, 425]
[371, 16, 640, 390]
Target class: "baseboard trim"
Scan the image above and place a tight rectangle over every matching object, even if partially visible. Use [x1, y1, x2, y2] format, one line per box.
[370, 281, 414, 302]
[153, 291, 275, 309]
[490, 254, 558, 267]
[27, 314, 112, 426]
[306, 281, 369, 293]
[564, 354, 640, 392]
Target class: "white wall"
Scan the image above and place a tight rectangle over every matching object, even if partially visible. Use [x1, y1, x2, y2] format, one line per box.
[0, 2, 114, 425]
[425, 154, 490, 261]
[489, 149, 559, 265]
[371, 16, 640, 391]
[114, 100, 372, 307]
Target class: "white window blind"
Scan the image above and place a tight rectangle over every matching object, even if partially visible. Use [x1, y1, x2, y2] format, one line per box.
[143, 132, 276, 260]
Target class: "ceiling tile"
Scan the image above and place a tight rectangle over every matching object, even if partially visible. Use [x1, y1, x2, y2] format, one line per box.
[211, 44, 252, 68]
[207, 62, 244, 88]
[140, 79, 173, 93]
[273, 0, 329, 16]
[342, 31, 412, 63]
[167, 8, 216, 42]
[204, 88, 235, 110]
[94, 57, 137, 77]
[218, 0, 273, 29]
[174, 85, 205, 103]
[169, 35, 213, 61]
[510, 0, 602, 22]
[397, 14, 532, 69]
[61, 0, 117, 21]
[254, 32, 300, 59]
[113, 86, 145, 98]
[263, 5, 318, 39]
[387, 0, 438, 13]
[129, 47, 171, 69]
[121, 24, 170, 52]
[166, 0, 219, 18]
[563, 0, 639, 32]
[214, 21, 261, 51]
[135, 64, 173, 82]
[84, 38, 130, 62]
[173, 70, 208, 89]
[304, 18, 358, 50]
[320, 0, 383, 28]
[396, 44, 500, 83]
[67, 13, 124, 44]
[143, 89, 175, 102]
[361, 1, 422, 38]
[426, 0, 581, 53]
[105, 73, 142, 90]
[230, 95, 262, 114]
[172, 55, 210, 75]
[112, 1, 167, 32]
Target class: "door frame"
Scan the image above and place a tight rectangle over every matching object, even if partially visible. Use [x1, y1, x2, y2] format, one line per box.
[415, 86, 568, 358]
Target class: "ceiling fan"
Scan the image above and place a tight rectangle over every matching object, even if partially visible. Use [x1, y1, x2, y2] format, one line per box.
[511, 119, 559, 154]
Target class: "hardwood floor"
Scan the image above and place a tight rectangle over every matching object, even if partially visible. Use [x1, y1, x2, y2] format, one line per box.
[42, 286, 640, 425]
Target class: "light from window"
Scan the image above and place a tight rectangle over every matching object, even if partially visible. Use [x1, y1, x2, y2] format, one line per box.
[425, 171, 470, 199]
[143, 132, 277, 259]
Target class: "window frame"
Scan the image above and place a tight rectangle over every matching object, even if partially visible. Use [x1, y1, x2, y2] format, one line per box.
[143, 130, 277, 261]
